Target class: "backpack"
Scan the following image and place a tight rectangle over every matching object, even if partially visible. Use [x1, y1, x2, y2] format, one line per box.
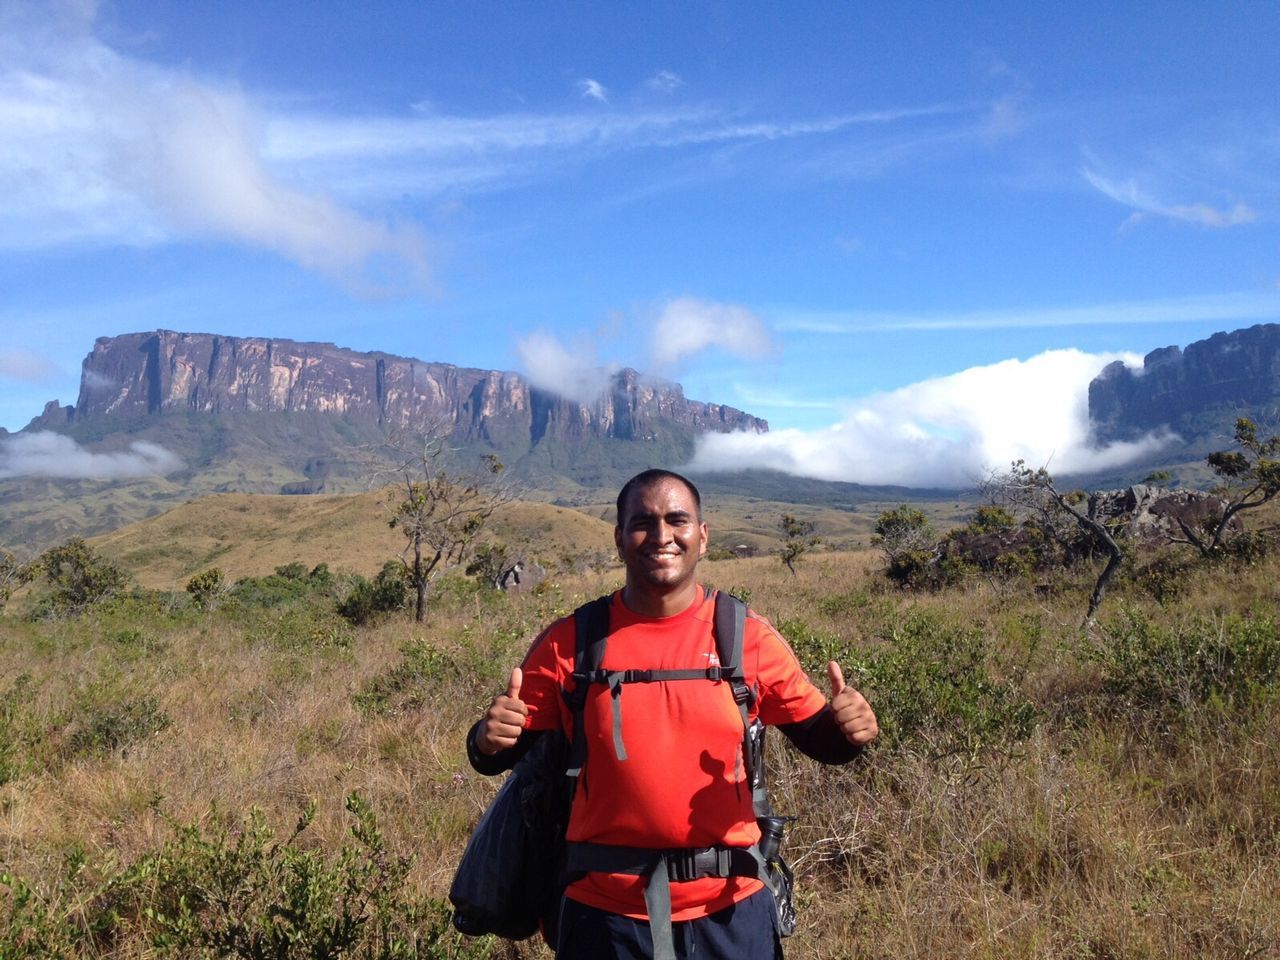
[449, 590, 795, 953]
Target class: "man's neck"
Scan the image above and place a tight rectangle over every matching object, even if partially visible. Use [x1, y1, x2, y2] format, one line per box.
[620, 581, 700, 619]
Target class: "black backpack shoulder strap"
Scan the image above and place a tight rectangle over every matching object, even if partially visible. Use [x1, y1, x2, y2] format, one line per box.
[565, 595, 612, 779]
[712, 590, 752, 713]
[713, 590, 770, 816]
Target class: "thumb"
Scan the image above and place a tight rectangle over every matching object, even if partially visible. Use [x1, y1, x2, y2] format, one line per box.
[826, 661, 846, 697]
[506, 666, 523, 700]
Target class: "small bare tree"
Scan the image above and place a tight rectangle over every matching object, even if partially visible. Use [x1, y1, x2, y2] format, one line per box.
[0, 549, 32, 611]
[1170, 417, 1280, 558]
[380, 430, 511, 623]
[987, 461, 1123, 627]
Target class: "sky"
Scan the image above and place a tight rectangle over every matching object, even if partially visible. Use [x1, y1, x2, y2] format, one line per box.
[1, 0, 1278, 488]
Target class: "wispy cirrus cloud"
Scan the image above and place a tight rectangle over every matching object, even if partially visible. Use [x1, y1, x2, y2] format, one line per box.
[775, 290, 1280, 334]
[0, 1, 427, 289]
[1083, 167, 1257, 229]
[578, 78, 609, 103]
[646, 70, 683, 94]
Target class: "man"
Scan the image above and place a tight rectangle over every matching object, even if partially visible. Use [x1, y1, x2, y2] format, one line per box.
[468, 469, 877, 959]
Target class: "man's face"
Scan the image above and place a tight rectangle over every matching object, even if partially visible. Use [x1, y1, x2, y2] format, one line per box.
[614, 478, 708, 598]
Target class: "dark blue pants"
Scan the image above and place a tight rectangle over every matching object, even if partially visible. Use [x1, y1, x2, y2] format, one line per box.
[555, 887, 783, 959]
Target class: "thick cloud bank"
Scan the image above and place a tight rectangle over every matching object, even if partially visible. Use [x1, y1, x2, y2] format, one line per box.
[0, 432, 183, 480]
[689, 349, 1173, 488]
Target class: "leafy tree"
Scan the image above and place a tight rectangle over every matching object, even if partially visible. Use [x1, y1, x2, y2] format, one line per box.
[382, 431, 511, 622]
[778, 514, 819, 576]
[466, 541, 516, 589]
[967, 504, 1017, 534]
[1169, 417, 1280, 558]
[872, 505, 936, 586]
[185, 567, 226, 610]
[33, 538, 129, 616]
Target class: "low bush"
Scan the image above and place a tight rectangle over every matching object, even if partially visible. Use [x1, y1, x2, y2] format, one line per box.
[29, 538, 130, 618]
[1087, 607, 1280, 722]
[63, 694, 171, 760]
[0, 795, 494, 959]
[337, 561, 410, 626]
[848, 612, 1038, 768]
[354, 640, 459, 716]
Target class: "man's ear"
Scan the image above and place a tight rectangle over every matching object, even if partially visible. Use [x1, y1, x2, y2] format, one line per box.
[698, 521, 708, 556]
[614, 524, 624, 559]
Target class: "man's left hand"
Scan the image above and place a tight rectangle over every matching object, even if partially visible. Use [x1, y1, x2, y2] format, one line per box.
[827, 661, 879, 746]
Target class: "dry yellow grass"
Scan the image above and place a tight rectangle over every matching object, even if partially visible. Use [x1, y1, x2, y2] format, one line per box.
[3, 495, 1279, 957]
[88, 490, 618, 588]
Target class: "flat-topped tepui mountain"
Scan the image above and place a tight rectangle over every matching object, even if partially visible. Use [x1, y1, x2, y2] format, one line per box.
[1089, 323, 1280, 450]
[7, 323, 1280, 551]
[2, 330, 773, 548]
[31, 330, 767, 446]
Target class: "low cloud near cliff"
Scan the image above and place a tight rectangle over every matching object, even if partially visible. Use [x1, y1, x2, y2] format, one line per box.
[689, 348, 1174, 488]
[516, 296, 775, 403]
[0, 432, 184, 481]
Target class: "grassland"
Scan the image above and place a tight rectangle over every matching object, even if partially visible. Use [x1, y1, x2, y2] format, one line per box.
[2, 494, 1278, 958]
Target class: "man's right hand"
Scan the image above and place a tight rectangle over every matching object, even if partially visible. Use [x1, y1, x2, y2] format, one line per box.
[475, 667, 528, 756]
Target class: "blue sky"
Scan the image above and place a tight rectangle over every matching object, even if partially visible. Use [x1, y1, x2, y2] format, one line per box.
[2, 0, 1278, 486]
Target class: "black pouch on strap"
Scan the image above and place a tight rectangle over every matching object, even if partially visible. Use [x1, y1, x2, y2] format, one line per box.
[450, 731, 572, 940]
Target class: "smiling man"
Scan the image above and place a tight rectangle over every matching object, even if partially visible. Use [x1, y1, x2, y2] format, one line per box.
[468, 468, 878, 959]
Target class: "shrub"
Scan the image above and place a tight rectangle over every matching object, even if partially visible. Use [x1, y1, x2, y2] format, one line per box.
[0, 795, 495, 959]
[354, 640, 458, 715]
[31, 538, 129, 617]
[337, 562, 410, 626]
[1087, 607, 1280, 721]
[846, 612, 1037, 768]
[185, 567, 225, 609]
[0, 675, 36, 786]
[63, 695, 171, 759]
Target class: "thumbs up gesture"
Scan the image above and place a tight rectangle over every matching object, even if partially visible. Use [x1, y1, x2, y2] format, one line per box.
[827, 661, 879, 747]
[475, 667, 529, 756]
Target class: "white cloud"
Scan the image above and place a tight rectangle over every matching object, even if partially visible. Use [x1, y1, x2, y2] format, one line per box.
[646, 70, 683, 94]
[1082, 168, 1256, 229]
[515, 330, 618, 405]
[649, 297, 775, 368]
[578, 78, 608, 103]
[0, 431, 184, 479]
[688, 349, 1173, 488]
[0, 3, 429, 288]
[0, 348, 61, 382]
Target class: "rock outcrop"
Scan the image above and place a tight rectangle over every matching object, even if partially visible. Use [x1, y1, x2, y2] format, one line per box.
[34, 330, 767, 446]
[1088, 323, 1280, 446]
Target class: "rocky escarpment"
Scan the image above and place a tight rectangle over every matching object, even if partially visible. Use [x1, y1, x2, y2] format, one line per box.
[1089, 323, 1280, 446]
[32, 330, 767, 446]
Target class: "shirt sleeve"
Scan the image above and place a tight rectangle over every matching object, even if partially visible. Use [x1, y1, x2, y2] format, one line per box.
[749, 615, 828, 727]
[518, 619, 573, 733]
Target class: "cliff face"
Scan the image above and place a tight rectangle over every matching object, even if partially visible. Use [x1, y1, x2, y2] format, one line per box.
[1089, 324, 1280, 445]
[48, 330, 767, 445]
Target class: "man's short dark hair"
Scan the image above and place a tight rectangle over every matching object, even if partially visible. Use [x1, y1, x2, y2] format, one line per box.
[616, 469, 702, 527]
